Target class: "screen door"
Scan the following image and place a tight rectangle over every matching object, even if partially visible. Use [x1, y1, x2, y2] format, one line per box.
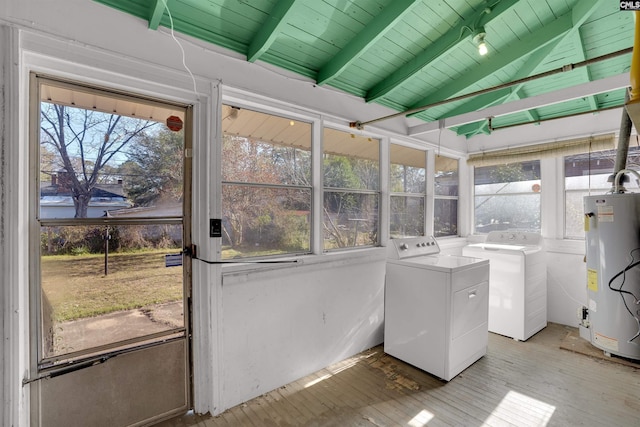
[29, 74, 192, 426]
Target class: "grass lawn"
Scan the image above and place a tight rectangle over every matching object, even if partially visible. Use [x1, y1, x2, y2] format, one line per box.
[42, 249, 184, 322]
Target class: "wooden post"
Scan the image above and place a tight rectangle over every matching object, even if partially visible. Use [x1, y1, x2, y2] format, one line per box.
[104, 226, 110, 276]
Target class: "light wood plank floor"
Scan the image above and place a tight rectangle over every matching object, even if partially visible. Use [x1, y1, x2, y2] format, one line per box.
[159, 323, 640, 426]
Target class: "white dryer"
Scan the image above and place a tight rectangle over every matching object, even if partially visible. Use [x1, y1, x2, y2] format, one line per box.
[463, 231, 546, 341]
[385, 236, 490, 381]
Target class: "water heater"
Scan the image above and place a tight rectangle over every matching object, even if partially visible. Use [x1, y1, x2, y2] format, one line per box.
[584, 193, 640, 360]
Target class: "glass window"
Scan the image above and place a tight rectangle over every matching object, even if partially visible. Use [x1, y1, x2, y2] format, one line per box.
[434, 155, 459, 237]
[474, 160, 541, 233]
[221, 105, 312, 258]
[564, 147, 640, 238]
[323, 128, 380, 250]
[35, 77, 188, 366]
[390, 144, 425, 238]
[40, 224, 184, 359]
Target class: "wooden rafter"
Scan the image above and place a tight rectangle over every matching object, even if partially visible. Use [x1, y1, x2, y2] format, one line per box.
[365, 0, 520, 103]
[148, 0, 166, 30]
[247, 0, 297, 63]
[316, 0, 422, 86]
[442, 0, 602, 137]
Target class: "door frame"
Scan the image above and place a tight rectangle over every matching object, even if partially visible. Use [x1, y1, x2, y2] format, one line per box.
[27, 73, 195, 426]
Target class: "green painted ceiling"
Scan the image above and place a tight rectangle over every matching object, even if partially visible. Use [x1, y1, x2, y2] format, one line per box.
[93, 0, 634, 139]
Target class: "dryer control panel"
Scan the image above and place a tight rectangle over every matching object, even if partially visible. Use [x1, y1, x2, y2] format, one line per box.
[485, 231, 542, 247]
[387, 236, 440, 259]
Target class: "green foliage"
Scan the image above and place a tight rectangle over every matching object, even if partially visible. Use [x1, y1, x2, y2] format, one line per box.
[70, 246, 90, 256]
[41, 224, 181, 255]
[324, 155, 359, 189]
[487, 162, 540, 183]
[120, 128, 184, 207]
[279, 214, 310, 251]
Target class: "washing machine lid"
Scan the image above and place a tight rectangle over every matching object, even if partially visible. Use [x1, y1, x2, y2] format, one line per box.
[389, 254, 488, 273]
[466, 242, 527, 251]
[466, 231, 542, 253]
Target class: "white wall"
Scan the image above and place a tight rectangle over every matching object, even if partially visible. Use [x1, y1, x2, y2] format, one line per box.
[220, 252, 385, 410]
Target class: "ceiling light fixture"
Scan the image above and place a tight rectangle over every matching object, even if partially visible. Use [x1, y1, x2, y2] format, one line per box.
[473, 26, 488, 56]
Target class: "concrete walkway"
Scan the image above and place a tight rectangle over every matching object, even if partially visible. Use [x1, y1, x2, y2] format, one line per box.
[52, 301, 184, 355]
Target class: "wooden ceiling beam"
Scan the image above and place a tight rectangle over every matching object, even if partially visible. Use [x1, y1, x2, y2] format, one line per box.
[427, 42, 559, 125]
[407, 73, 629, 136]
[433, 42, 560, 136]
[148, 0, 166, 30]
[407, 14, 574, 114]
[573, 31, 599, 110]
[316, 0, 422, 86]
[365, 0, 520, 103]
[247, 0, 297, 63]
[443, 0, 602, 137]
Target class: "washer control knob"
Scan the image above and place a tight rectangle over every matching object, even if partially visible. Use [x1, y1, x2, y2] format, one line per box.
[399, 243, 409, 250]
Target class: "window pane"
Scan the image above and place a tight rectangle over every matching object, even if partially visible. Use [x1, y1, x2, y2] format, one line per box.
[323, 192, 378, 249]
[40, 224, 184, 360]
[475, 161, 540, 186]
[563, 148, 640, 238]
[475, 194, 541, 232]
[221, 105, 312, 258]
[390, 164, 425, 193]
[434, 199, 458, 237]
[435, 155, 458, 196]
[390, 195, 424, 238]
[222, 106, 311, 186]
[221, 185, 311, 258]
[323, 128, 379, 191]
[323, 128, 380, 250]
[390, 145, 425, 193]
[474, 161, 541, 233]
[565, 190, 589, 239]
[39, 85, 184, 219]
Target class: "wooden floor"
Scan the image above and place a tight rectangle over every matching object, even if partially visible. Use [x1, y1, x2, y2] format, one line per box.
[160, 323, 640, 427]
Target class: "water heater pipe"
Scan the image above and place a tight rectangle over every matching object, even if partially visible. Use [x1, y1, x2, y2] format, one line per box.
[615, 12, 640, 191]
[614, 169, 640, 193]
[612, 90, 632, 191]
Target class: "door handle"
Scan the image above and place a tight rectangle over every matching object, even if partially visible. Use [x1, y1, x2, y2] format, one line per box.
[468, 289, 477, 299]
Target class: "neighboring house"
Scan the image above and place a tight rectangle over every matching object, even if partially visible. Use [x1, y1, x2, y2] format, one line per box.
[39, 172, 131, 219]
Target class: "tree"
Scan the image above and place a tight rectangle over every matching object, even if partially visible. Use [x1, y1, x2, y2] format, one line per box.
[40, 103, 157, 217]
[119, 128, 184, 207]
[323, 155, 378, 247]
[220, 133, 314, 252]
[222, 135, 283, 247]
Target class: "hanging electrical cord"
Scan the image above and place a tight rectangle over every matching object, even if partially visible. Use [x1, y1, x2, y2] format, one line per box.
[607, 248, 640, 343]
[160, 0, 199, 100]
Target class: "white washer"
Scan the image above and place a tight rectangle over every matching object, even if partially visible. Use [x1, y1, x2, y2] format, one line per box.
[463, 231, 546, 341]
[384, 236, 490, 381]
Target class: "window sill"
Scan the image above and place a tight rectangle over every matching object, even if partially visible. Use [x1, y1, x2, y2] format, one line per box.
[221, 247, 387, 279]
